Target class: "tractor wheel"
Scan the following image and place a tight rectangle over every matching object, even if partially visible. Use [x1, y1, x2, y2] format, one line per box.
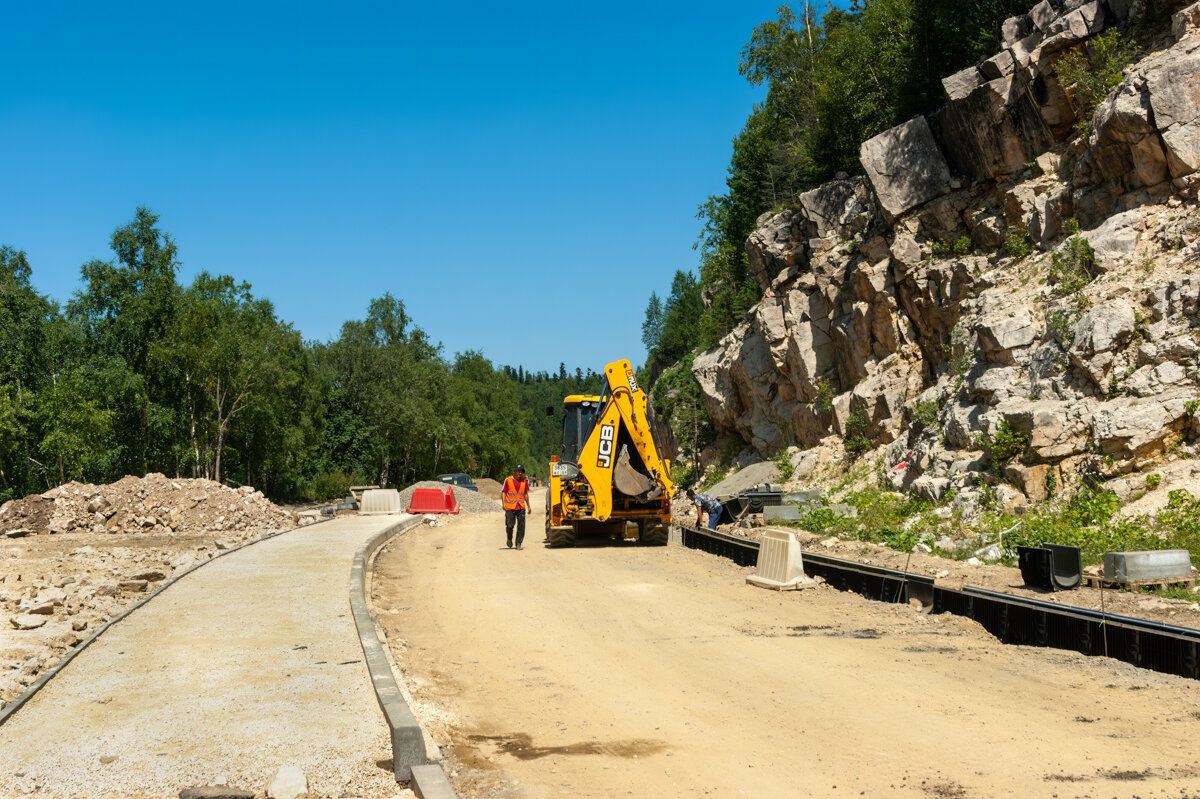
[638, 521, 669, 546]
[548, 525, 576, 548]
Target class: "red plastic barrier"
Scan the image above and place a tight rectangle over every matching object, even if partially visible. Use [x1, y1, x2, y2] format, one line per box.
[407, 486, 460, 515]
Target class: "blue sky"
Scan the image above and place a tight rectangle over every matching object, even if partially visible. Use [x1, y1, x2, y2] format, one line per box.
[3, 1, 782, 374]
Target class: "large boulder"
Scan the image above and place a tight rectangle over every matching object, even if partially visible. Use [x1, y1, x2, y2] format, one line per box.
[798, 177, 880, 240]
[1069, 298, 1137, 386]
[996, 398, 1097, 460]
[1092, 390, 1197, 470]
[975, 307, 1038, 364]
[1083, 208, 1145, 270]
[934, 71, 1054, 183]
[860, 116, 951, 221]
[1145, 36, 1200, 177]
[746, 210, 807, 293]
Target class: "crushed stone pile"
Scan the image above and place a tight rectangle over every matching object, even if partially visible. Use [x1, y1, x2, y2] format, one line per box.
[0, 473, 295, 539]
[397, 481, 503, 514]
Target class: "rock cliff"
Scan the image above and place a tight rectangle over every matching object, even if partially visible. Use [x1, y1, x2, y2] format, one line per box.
[692, 0, 1200, 506]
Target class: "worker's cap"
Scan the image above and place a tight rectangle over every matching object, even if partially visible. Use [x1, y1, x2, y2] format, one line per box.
[515, 464, 525, 472]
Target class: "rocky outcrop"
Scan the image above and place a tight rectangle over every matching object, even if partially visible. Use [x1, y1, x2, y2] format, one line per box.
[688, 0, 1200, 504]
[860, 117, 952, 222]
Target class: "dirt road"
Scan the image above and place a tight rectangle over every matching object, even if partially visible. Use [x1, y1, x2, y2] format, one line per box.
[374, 496, 1200, 799]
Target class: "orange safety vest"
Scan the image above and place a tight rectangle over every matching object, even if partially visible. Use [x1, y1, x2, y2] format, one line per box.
[501, 476, 529, 511]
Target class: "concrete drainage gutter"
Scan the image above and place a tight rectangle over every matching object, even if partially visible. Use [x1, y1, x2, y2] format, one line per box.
[351, 516, 459, 799]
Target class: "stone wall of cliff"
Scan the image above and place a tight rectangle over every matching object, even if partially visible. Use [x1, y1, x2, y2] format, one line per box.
[691, 0, 1200, 507]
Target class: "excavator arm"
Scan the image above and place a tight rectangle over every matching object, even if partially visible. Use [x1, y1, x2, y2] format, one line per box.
[575, 359, 675, 522]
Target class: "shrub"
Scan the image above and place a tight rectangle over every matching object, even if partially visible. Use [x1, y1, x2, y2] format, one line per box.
[843, 408, 874, 455]
[1047, 309, 1078, 346]
[1049, 227, 1097, 295]
[1055, 30, 1135, 137]
[300, 471, 357, 502]
[1005, 222, 1033, 258]
[975, 420, 1029, 476]
[910, 400, 939, 428]
[1146, 473, 1162, 491]
[814, 377, 836, 413]
[773, 449, 795, 482]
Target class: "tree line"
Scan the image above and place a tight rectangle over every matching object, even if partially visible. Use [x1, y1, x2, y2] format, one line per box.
[0, 208, 601, 503]
[640, 0, 1030, 477]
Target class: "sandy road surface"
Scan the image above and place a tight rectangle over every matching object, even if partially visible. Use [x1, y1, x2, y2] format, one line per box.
[374, 495, 1200, 799]
[0, 515, 412, 799]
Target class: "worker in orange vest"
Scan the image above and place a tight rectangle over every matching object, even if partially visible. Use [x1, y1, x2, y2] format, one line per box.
[502, 464, 531, 549]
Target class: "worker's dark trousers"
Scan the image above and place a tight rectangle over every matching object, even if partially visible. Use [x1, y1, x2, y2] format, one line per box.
[505, 508, 526, 547]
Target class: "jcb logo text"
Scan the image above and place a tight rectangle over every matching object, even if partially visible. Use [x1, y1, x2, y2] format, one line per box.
[597, 424, 615, 468]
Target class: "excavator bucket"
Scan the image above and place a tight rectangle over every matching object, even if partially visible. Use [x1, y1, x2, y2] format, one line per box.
[613, 445, 661, 500]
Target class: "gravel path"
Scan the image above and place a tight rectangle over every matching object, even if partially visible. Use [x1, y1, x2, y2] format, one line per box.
[0, 515, 415, 798]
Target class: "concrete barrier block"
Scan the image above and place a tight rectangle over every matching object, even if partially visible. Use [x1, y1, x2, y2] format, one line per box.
[746, 530, 816, 590]
[360, 489, 402, 515]
[1104, 549, 1193, 581]
[763, 505, 803, 522]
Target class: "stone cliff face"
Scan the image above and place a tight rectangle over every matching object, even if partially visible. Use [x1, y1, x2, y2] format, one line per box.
[693, 0, 1200, 505]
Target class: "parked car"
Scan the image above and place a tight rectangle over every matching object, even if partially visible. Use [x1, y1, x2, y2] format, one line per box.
[436, 473, 478, 492]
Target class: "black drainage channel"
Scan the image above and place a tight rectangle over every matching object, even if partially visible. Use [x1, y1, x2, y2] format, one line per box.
[680, 525, 1200, 681]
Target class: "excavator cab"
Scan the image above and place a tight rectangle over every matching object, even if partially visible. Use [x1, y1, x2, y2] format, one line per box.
[559, 395, 602, 466]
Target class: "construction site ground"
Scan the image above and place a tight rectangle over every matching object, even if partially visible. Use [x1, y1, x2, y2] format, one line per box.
[373, 491, 1200, 799]
[0, 514, 410, 799]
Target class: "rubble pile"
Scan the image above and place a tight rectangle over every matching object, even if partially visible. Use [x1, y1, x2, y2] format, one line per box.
[0, 473, 295, 539]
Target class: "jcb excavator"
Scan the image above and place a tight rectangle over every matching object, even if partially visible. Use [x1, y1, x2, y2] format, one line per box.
[545, 359, 674, 547]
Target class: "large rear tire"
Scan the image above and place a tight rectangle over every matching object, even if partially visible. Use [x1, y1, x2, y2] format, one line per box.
[638, 520, 669, 546]
[548, 525, 576, 548]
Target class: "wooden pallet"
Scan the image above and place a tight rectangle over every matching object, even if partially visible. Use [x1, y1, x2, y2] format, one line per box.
[1083, 574, 1197, 592]
[348, 485, 380, 504]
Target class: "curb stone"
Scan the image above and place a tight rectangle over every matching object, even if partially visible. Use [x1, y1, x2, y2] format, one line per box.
[351, 516, 457, 796]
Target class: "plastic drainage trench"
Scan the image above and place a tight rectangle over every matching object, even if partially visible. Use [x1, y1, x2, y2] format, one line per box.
[680, 525, 1200, 681]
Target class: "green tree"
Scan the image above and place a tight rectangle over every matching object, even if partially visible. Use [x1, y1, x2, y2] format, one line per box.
[174, 272, 303, 484]
[35, 367, 114, 484]
[68, 207, 183, 476]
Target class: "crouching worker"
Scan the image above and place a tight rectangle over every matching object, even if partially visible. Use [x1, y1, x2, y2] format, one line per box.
[685, 488, 723, 530]
[502, 464, 531, 549]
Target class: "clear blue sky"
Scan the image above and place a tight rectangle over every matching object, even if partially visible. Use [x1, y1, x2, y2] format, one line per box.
[2, 1, 781, 374]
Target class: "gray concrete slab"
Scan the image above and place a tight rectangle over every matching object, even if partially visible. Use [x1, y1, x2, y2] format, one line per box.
[1104, 549, 1194, 581]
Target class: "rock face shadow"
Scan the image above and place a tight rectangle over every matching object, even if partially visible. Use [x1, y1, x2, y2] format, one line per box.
[468, 733, 667, 761]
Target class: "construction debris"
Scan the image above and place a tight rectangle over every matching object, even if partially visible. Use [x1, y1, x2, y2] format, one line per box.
[0, 473, 295, 538]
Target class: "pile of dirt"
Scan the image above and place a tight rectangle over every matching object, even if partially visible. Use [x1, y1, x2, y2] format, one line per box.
[0, 473, 295, 539]
[398, 481, 503, 514]
[473, 478, 503, 501]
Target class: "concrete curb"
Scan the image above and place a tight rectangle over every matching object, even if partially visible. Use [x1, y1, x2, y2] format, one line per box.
[411, 764, 458, 799]
[350, 515, 456, 796]
[0, 517, 335, 728]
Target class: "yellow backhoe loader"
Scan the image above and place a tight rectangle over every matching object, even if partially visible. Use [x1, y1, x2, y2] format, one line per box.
[545, 359, 674, 547]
